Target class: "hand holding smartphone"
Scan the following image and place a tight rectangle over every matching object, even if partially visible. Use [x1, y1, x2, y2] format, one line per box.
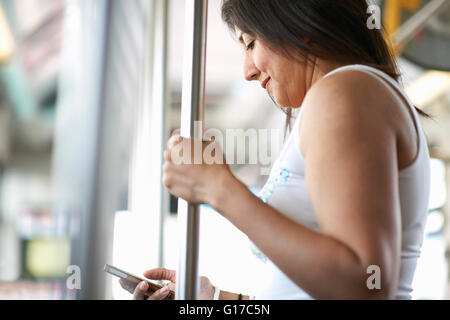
[104, 264, 174, 299]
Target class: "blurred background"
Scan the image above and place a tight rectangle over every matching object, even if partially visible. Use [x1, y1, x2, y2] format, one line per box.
[0, 0, 449, 299]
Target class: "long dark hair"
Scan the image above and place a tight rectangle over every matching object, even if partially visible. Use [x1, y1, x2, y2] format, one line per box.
[221, 0, 429, 136]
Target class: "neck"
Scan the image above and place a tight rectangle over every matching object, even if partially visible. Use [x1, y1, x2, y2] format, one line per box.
[306, 59, 346, 92]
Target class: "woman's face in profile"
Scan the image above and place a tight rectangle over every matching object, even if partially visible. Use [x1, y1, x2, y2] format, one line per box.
[238, 30, 308, 108]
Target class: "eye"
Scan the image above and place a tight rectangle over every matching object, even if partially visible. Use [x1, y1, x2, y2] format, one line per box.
[246, 40, 255, 50]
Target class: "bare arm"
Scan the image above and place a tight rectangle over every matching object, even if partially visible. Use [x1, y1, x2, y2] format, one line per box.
[210, 72, 401, 299]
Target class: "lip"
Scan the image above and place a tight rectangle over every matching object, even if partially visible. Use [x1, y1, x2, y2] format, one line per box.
[261, 77, 271, 89]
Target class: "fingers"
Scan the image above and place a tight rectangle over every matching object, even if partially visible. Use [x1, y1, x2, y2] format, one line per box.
[167, 282, 176, 293]
[164, 149, 172, 162]
[165, 136, 223, 163]
[167, 134, 182, 149]
[122, 268, 176, 300]
[165, 135, 184, 164]
[133, 281, 149, 300]
[143, 268, 176, 282]
[132, 281, 172, 301]
[147, 285, 171, 300]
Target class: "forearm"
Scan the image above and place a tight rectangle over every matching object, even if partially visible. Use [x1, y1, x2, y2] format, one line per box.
[209, 173, 390, 299]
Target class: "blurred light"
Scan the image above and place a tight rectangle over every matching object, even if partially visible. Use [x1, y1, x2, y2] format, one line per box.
[25, 238, 70, 278]
[411, 230, 448, 300]
[0, 3, 14, 63]
[429, 158, 447, 210]
[405, 71, 450, 107]
[425, 210, 445, 235]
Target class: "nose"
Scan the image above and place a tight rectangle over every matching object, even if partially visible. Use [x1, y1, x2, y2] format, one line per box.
[243, 53, 260, 82]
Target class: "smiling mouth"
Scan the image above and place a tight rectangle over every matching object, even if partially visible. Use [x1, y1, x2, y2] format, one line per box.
[262, 77, 271, 89]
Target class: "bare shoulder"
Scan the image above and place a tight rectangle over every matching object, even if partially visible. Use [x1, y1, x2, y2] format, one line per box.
[299, 69, 397, 157]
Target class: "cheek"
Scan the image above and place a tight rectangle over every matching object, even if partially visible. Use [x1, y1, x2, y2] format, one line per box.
[252, 45, 275, 72]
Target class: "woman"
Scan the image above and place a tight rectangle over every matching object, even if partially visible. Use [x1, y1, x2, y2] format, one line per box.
[121, 0, 430, 300]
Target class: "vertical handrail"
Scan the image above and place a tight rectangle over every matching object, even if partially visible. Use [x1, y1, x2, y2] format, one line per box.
[176, 0, 208, 300]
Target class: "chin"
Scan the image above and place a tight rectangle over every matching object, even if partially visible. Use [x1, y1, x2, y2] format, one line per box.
[276, 99, 296, 109]
[273, 96, 290, 108]
[272, 92, 301, 108]
[281, 97, 304, 109]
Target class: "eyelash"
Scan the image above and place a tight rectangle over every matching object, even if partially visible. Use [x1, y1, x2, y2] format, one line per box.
[246, 40, 255, 50]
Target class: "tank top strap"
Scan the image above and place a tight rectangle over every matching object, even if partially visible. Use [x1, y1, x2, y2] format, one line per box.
[324, 64, 419, 133]
[323, 64, 423, 155]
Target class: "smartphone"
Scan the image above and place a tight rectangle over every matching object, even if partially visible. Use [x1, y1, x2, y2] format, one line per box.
[104, 264, 174, 299]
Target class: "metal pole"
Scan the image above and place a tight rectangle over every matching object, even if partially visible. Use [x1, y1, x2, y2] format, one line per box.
[176, 0, 208, 300]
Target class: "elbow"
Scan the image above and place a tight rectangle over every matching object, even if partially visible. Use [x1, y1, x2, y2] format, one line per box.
[355, 266, 397, 300]
[340, 260, 398, 300]
[353, 250, 399, 300]
[363, 260, 398, 300]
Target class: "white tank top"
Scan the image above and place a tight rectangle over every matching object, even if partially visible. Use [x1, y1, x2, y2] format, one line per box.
[251, 64, 431, 300]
